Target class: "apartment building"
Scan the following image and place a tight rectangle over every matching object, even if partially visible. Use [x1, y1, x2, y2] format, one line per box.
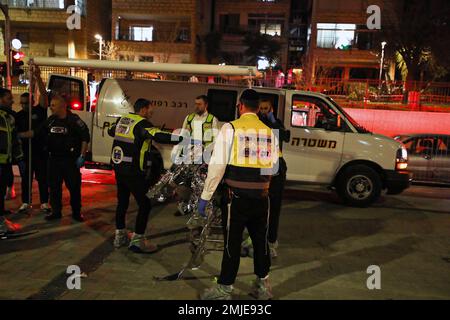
[0, 0, 111, 60]
[305, 0, 389, 80]
[111, 0, 207, 63]
[212, 0, 291, 70]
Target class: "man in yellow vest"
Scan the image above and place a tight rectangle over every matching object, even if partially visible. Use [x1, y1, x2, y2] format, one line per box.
[241, 99, 289, 259]
[198, 89, 279, 300]
[180, 95, 219, 164]
[173, 95, 219, 215]
[109, 98, 182, 253]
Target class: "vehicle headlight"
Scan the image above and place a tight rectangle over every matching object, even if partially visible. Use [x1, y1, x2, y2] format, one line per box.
[396, 147, 408, 170]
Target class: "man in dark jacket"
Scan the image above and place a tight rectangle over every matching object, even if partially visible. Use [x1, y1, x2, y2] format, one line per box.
[0, 88, 25, 235]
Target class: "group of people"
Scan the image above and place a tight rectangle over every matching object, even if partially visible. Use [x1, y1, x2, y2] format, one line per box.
[0, 66, 91, 235]
[1, 75, 288, 300]
[109, 90, 288, 300]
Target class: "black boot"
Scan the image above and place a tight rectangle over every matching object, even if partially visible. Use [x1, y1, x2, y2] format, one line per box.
[45, 212, 62, 221]
[72, 213, 85, 223]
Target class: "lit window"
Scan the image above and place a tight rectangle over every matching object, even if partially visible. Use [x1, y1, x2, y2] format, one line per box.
[131, 26, 154, 42]
[317, 23, 356, 49]
[260, 23, 282, 36]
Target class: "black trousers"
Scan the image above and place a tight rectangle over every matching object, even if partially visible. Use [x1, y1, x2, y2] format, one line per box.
[219, 193, 271, 286]
[21, 151, 49, 204]
[115, 171, 152, 235]
[0, 164, 14, 215]
[5, 164, 13, 188]
[48, 157, 82, 216]
[268, 158, 287, 244]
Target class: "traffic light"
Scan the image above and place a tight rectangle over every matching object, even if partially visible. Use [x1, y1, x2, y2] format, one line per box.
[11, 50, 25, 77]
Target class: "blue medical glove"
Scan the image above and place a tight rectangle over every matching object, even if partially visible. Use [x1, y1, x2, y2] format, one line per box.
[267, 112, 276, 124]
[198, 199, 208, 217]
[76, 156, 85, 169]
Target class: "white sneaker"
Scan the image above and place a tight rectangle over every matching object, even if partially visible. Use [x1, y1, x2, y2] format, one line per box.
[40, 203, 51, 214]
[18, 203, 31, 213]
[157, 194, 166, 203]
[114, 229, 129, 248]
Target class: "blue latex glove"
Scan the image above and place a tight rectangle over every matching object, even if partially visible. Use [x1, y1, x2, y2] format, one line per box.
[267, 112, 276, 124]
[76, 156, 85, 169]
[198, 199, 208, 217]
[18, 161, 26, 177]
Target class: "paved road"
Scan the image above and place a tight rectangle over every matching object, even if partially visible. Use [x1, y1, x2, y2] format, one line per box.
[1, 169, 449, 300]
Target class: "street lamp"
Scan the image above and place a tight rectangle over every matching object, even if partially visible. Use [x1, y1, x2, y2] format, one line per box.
[95, 34, 103, 60]
[379, 41, 387, 91]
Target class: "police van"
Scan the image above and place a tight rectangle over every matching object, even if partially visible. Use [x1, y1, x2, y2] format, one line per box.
[30, 57, 410, 207]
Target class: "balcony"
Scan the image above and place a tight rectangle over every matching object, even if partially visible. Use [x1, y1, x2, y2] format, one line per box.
[2, 0, 64, 9]
[1, 0, 86, 10]
[0, 0, 86, 23]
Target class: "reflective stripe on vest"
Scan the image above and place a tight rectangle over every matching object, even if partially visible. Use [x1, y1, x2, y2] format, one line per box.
[0, 110, 12, 164]
[112, 113, 152, 171]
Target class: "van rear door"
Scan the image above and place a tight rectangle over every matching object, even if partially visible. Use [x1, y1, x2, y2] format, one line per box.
[284, 92, 345, 183]
[47, 74, 93, 136]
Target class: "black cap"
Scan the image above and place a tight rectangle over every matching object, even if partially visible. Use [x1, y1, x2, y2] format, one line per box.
[240, 89, 260, 103]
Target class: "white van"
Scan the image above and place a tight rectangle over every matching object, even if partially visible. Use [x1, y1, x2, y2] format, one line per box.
[40, 59, 410, 207]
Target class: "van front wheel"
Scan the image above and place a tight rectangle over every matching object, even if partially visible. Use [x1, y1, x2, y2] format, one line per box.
[336, 165, 382, 207]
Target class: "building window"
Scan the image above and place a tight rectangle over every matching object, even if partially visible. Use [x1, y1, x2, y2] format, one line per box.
[139, 56, 154, 62]
[316, 23, 356, 49]
[248, 14, 285, 36]
[177, 28, 190, 43]
[130, 26, 154, 42]
[260, 23, 282, 36]
[7, 0, 65, 9]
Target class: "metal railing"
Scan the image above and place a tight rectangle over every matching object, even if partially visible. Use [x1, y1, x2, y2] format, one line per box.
[10, 66, 450, 111]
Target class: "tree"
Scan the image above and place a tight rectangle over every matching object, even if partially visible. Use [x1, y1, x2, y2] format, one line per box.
[379, 0, 450, 84]
[243, 32, 281, 67]
[155, 21, 182, 63]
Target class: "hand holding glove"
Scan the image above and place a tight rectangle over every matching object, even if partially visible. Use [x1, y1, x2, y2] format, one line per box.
[76, 156, 86, 169]
[198, 199, 209, 217]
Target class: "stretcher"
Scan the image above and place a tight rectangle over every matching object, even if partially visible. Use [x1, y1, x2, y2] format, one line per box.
[147, 164, 224, 281]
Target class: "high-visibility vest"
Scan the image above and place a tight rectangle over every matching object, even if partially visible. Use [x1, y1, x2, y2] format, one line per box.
[111, 113, 160, 172]
[0, 109, 13, 165]
[186, 113, 215, 146]
[225, 113, 274, 198]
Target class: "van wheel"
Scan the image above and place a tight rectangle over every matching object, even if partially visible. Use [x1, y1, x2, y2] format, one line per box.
[336, 165, 382, 207]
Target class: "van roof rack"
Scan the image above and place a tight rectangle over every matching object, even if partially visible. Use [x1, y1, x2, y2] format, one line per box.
[26, 57, 257, 77]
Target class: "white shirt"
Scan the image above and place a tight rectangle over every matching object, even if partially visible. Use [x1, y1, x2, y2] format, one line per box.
[200, 113, 279, 201]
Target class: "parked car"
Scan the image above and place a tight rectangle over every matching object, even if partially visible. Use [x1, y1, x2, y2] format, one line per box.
[394, 134, 450, 185]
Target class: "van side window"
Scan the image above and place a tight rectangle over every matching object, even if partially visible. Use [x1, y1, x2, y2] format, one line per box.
[412, 136, 435, 155]
[48, 76, 85, 111]
[258, 93, 279, 117]
[291, 95, 339, 130]
[207, 89, 238, 122]
[402, 139, 414, 153]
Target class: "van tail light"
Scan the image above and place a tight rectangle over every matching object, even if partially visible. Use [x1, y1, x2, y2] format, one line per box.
[396, 147, 408, 171]
[91, 97, 97, 112]
[71, 101, 82, 110]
